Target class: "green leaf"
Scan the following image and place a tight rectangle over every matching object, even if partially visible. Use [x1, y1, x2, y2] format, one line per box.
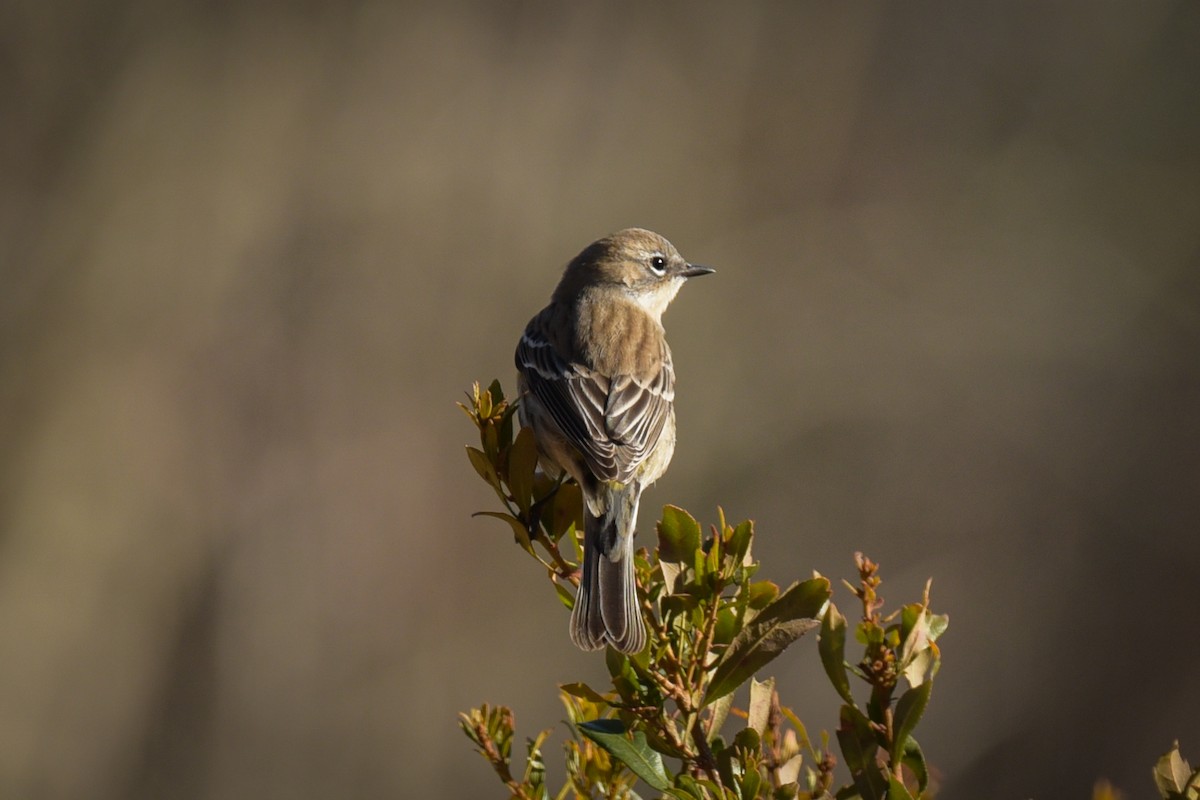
[645, 728, 690, 760]
[855, 620, 884, 646]
[522, 728, 550, 791]
[710, 735, 728, 759]
[694, 541, 710, 582]
[819, 601, 855, 706]
[733, 726, 761, 754]
[471, 511, 535, 556]
[663, 788, 701, 800]
[548, 482, 582, 542]
[748, 677, 774, 735]
[713, 606, 739, 645]
[560, 682, 608, 704]
[730, 561, 759, 587]
[658, 505, 701, 564]
[485, 378, 505, 405]
[891, 681, 932, 763]
[704, 577, 830, 705]
[675, 775, 735, 800]
[465, 446, 500, 489]
[604, 648, 646, 706]
[706, 532, 722, 578]
[772, 782, 799, 800]
[552, 580, 574, 610]
[661, 590, 700, 619]
[670, 775, 706, 799]
[746, 580, 779, 610]
[481, 420, 500, 460]
[888, 775, 915, 800]
[900, 737, 928, 793]
[727, 520, 754, 568]
[506, 426, 539, 515]
[716, 736, 740, 790]
[739, 765, 762, 800]
[605, 645, 627, 679]
[836, 705, 872, 771]
[498, 398, 517, 453]
[899, 603, 921, 642]
[577, 719, 673, 792]
[838, 704, 886, 800]
[1154, 741, 1195, 798]
[866, 693, 888, 730]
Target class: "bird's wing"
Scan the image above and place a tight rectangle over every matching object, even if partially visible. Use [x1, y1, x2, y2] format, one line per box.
[602, 348, 674, 480]
[516, 310, 673, 484]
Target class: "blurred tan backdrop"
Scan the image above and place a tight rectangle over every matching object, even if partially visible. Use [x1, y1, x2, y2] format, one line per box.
[2, 2, 1198, 798]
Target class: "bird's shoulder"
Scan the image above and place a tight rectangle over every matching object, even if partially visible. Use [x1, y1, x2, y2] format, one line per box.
[517, 302, 583, 374]
[516, 294, 673, 398]
[575, 291, 670, 383]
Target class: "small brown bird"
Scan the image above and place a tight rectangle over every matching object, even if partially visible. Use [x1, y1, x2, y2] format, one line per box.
[515, 228, 714, 653]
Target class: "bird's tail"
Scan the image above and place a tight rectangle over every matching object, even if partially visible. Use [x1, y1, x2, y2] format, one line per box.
[569, 486, 645, 654]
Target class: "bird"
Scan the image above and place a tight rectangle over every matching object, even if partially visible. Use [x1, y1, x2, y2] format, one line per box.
[515, 228, 714, 653]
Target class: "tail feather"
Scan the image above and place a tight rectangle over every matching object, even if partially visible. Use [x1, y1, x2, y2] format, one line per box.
[598, 534, 645, 653]
[569, 488, 646, 654]
[569, 524, 606, 651]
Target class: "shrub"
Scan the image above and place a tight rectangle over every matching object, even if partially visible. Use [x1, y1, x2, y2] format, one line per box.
[457, 380, 1192, 800]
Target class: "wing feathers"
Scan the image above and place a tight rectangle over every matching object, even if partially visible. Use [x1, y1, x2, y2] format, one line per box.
[516, 304, 672, 485]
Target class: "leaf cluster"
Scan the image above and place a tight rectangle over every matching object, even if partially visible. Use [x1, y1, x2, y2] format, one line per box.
[817, 555, 947, 800]
[452, 381, 1184, 799]
[459, 379, 582, 586]
[1152, 742, 1200, 800]
[461, 381, 841, 798]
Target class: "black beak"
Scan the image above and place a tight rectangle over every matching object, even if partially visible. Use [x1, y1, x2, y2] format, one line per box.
[681, 264, 716, 278]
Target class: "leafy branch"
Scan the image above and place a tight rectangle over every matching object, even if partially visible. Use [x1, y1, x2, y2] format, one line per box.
[456, 380, 1200, 800]
[458, 379, 1191, 799]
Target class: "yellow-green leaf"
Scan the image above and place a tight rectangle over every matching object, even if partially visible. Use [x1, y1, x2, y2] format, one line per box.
[704, 578, 829, 705]
[507, 426, 539, 515]
[658, 505, 701, 564]
[472, 511, 535, 556]
[552, 580, 574, 610]
[728, 519, 753, 566]
[888, 775, 916, 800]
[747, 580, 779, 610]
[819, 602, 855, 706]
[466, 446, 500, 489]
[560, 682, 608, 704]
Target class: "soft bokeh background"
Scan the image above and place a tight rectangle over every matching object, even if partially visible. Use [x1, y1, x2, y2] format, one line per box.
[3, 2, 1198, 798]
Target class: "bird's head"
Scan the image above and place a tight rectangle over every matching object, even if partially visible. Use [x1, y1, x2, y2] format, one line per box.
[554, 228, 715, 319]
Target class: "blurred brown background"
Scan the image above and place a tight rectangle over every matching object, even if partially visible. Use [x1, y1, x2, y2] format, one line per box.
[2, 2, 1198, 798]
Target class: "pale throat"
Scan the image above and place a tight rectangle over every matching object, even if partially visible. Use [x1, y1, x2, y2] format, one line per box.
[626, 278, 683, 321]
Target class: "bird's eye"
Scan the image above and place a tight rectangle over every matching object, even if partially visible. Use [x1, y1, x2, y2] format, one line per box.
[649, 255, 667, 275]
